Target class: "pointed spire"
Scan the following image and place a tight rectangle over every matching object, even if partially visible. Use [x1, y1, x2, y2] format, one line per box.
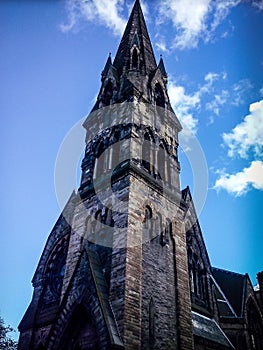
[158, 55, 167, 78]
[113, 0, 157, 75]
[101, 53, 112, 79]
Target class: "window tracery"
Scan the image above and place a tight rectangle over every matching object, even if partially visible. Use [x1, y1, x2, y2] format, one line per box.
[45, 235, 69, 298]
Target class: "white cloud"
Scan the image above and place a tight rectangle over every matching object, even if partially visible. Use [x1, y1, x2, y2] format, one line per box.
[231, 79, 253, 106]
[223, 99, 263, 158]
[60, 0, 126, 36]
[215, 100, 263, 196]
[155, 37, 169, 53]
[252, 0, 263, 11]
[158, 0, 211, 49]
[214, 160, 263, 196]
[157, 0, 241, 49]
[168, 82, 200, 137]
[209, 0, 241, 33]
[168, 71, 227, 137]
[205, 90, 229, 116]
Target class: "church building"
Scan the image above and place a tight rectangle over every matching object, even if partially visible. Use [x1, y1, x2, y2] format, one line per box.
[18, 1, 263, 349]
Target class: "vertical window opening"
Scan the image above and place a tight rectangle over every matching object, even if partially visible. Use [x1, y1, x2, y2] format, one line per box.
[103, 80, 113, 106]
[155, 83, 165, 108]
[142, 133, 151, 173]
[149, 298, 155, 347]
[132, 48, 139, 69]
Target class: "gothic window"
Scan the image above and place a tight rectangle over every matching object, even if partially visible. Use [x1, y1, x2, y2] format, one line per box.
[84, 216, 94, 243]
[103, 80, 113, 106]
[149, 298, 155, 346]
[154, 83, 165, 108]
[190, 270, 195, 293]
[157, 143, 165, 180]
[58, 306, 99, 350]
[144, 205, 152, 229]
[111, 128, 120, 143]
[110, 128, 121, 170]
[196, 264, 202, 298]
[131, 48, 139, 69]
[104, 207, 114, 227]
[165, 146, 171, 185]
[201, 270, 207, 300]
[95, 141, 105, 178]
[187, 248, 195, 293]
[161, 219, 171, 246]
[95, 209, 102, 222]
[142, 132, 151, 173]
[156, 212, 162, 243]
[45, 235, 69, 298]
[94, 209, 102, 233]
[190, 253, 208, 305]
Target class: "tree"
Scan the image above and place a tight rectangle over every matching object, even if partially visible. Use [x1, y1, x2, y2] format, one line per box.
[0, 316, 17, 350]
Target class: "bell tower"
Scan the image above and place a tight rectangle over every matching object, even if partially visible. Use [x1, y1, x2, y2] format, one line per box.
[18, 1, 193, 349]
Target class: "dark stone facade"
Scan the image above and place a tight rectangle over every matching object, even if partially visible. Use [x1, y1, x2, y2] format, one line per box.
[18, 1, 263, 349]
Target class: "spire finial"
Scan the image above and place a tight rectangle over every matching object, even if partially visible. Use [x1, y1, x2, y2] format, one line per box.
[113, 0, 157, 75]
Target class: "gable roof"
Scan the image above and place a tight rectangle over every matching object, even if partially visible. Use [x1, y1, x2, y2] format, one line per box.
[47, 247, 124, 349]
[212, 267, 247, 318]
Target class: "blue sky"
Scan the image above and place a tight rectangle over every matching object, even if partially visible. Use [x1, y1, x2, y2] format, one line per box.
[1, 0, 263, 339]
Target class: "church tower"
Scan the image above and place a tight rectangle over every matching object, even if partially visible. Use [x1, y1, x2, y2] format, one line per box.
[19, 1, 255, 349]
[18, 1, 192, 349]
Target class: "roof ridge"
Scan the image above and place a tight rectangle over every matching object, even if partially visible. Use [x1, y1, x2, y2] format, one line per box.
[212, 266, 246, 278]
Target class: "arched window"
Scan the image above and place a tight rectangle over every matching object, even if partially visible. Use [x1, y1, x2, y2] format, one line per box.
[131, 48, 139, 69]
[103, 80, 113, 106]
[95, 141, 105, 178]
[156, 212, 162, 243]
[94, 209, 102, 233]
[45, 235, 69, 298]
[157, 143, 165, 180]
[142, 132, 151, 173]
[83, 215, 91, 242]
[104, 207, 114, 227]
[155, 83, 165, 108]
[144, 205, 152, 229]
[161, 219, 171, 246]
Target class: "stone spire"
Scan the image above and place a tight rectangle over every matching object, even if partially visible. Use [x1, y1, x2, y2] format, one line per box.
[113, 0, 157, 76]
[91, 0, 162, 110]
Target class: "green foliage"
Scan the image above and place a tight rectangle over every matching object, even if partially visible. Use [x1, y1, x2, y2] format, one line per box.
[0, 317, 17, 350]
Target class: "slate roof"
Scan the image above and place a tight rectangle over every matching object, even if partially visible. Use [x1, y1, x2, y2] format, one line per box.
[212, 267, 247, 317]
[192, 311, 234, 348]
[87, 249, 124, 348]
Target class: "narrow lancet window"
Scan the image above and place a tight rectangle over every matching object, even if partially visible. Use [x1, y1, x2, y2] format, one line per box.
[131, 48, 139, 69]
[149, 298, 155, 346]
[155, 83, 165, 108]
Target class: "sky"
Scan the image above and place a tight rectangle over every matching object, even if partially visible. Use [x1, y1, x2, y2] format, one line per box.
[1, 0, 263, 340]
